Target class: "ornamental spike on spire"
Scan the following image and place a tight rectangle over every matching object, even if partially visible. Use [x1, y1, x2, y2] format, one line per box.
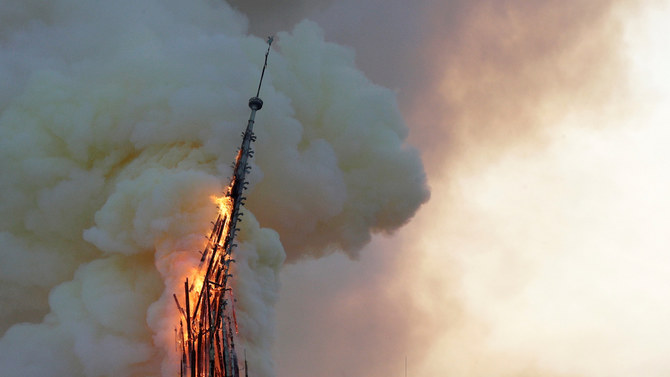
[173, 36, 273, 377]
[255, 36, 273, 98]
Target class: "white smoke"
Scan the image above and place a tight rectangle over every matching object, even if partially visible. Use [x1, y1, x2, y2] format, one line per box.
[0, 0, 429, 376]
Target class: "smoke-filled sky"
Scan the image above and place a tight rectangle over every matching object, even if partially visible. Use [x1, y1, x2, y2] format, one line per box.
[249, 1, 670, 376]
[2, 0, 670, 376]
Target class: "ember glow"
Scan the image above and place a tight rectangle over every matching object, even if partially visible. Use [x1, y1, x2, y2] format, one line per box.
[175, 165, 245, 376]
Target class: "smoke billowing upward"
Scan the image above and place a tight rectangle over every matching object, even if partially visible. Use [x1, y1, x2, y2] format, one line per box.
[0, 1, 428, 376]
[235, 0, 670, 377]
[4, 0, 668, 376]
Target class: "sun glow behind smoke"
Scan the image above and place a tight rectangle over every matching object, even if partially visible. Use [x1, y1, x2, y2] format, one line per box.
[412, 2, 670, 376]
[627, 1, 670, 101]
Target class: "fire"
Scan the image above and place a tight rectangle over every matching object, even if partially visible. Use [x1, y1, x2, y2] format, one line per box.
[172, 187, 246, 376]
[214, 195, 234, 218]
[172, 34, 273, 377]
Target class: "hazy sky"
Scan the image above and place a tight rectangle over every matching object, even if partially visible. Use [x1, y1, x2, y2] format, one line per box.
[1, 1, 669, 376]
[229, 1, 670, 376]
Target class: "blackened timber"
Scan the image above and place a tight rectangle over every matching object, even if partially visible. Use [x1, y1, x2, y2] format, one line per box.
[192, 214, 228, 321]
[185, 280, 195, 377]
[244, 349, 249, 377]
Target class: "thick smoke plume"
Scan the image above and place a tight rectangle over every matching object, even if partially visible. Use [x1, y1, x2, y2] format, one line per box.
[234, 1, 670, 377]
[0, 1, 429, 376]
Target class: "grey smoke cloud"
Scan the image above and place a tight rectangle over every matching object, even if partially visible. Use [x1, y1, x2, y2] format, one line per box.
[0, 0, 428, 375]
[1, 0, 655, 376]
[231, 1, 656, 376]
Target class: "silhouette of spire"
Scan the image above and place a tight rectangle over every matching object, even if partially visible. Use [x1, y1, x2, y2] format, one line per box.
[174, 36, 274, 377]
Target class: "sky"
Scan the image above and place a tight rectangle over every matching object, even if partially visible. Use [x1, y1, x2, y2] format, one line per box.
[237, 1, 670, 376]
[1, 0, 670, 376]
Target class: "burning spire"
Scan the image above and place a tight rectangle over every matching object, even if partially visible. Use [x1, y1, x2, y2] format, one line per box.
[173, 36, 274, 377]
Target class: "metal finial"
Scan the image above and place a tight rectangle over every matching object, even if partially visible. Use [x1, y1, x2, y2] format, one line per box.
[255, 35, 274, 98]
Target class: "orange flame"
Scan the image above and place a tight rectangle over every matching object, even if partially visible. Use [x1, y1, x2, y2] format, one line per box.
[214, 195, 234, 217]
